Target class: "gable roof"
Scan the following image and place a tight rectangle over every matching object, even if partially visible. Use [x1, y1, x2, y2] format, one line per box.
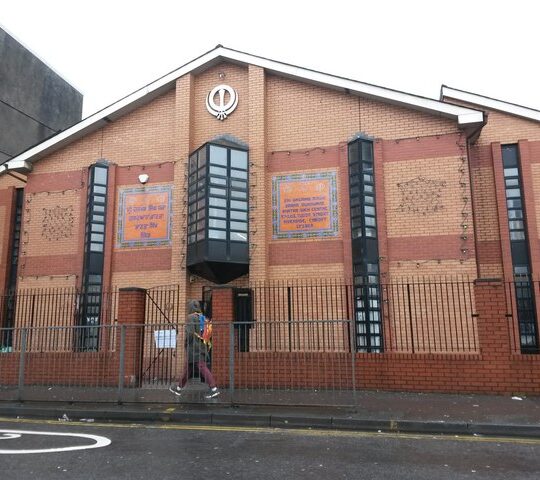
[1, 45, 485, 175]
[441, 85, 540, 123]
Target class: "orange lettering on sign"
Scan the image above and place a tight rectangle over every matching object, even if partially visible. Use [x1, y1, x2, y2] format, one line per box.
[122, 192, 170, 242]
[278, 179, 331, 233]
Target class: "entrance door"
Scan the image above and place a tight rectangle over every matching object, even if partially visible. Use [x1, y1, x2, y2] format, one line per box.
[234, 289, 253, 352]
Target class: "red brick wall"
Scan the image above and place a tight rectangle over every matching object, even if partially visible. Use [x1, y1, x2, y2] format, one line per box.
[210, 283, 540, 394]
[0, 287, 148, 388]
[1, 281, 538, 394]
[210, 288, 234, 386]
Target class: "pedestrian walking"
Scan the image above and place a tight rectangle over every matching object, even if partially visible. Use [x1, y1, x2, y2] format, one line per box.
[169, 299, 220, 399]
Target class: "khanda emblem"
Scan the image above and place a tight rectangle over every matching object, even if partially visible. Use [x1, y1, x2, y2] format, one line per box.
[206, 84, 238, 120]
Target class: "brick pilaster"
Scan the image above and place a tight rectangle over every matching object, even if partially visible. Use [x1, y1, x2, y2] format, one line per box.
[117, 287, 147, 386]
[248, 65, 267, 280]
[209, 287, 234, 386]
[473, 278, 511, 359]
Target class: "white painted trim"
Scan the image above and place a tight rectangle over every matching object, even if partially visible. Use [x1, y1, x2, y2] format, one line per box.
[2, 160, 32, 174]
[441, 86, 540, 123]
[222, 49, 483, 126]
[1, 47, 484, 176]
[0, 429, 111, 454]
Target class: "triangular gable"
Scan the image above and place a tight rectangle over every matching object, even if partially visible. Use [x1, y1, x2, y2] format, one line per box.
[1, 46, 484, 175]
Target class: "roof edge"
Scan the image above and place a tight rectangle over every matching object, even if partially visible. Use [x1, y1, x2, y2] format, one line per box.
[1, 47, 485, 176]
[441, 86, 540, 123]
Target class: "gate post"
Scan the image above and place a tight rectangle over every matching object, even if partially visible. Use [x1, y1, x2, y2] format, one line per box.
[210, 288, 234, 389]
[17, 328, 27, 402]
[474, 279, 511, 358]
[117, 287, 146, 389]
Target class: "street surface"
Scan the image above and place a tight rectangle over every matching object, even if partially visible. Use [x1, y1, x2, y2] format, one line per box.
[1, 418, 540, 479]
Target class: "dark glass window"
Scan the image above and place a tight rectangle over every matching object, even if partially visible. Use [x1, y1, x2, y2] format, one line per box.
[1, 188, 24, 349]
[348, 138, 382, 353]
[502, 144, 538, 353]
[187, 142, 250, 284]
[78, 162, 109, 351]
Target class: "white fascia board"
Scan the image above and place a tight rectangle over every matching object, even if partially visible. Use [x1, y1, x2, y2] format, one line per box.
[2, 48, 225, 173]
[2, 159, 32, 174]
[220, 48, 484, 126]
[2, 47, 485, 177]
[442, 86, 540, 123]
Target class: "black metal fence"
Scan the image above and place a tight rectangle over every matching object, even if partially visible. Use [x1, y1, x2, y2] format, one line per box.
[3, 278, 540, 357]
[505, 280, 540, 354]
[0, 288, 118, 352]
[249, 278, 478, 354]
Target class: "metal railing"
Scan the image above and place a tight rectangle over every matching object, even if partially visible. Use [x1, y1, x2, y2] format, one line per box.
[381, 278, 477, 353]
[0, 288, 118, 351]
[1, 279, 485, 355]
[504, 280, 540, 354]
[249, 278, 478, 354]
[0, 321, 357, 406]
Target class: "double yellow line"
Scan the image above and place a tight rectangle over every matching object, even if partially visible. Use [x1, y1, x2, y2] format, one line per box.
[1, 416, 539, 446]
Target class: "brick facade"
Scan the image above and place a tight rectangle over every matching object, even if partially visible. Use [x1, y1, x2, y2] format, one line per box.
[1, 51, 540, 394]
[0, 62, 488, 291]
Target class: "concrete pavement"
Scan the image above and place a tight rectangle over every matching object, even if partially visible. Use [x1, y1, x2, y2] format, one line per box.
[1, 389, 539, 438]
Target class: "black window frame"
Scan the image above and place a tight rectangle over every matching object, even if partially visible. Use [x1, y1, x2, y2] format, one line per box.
[1, 188, 24, 349]
[502, 144, 539, 353]
[187, 142, 249, 248]
[348, 137, 383, 353]
[78, 162, 109, 351]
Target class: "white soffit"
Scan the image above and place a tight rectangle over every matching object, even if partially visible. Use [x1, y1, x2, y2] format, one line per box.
[1, 46, 484, 175]
[442, 86, 540, 123]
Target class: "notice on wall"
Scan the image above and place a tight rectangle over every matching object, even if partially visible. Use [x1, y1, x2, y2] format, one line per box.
[117, 185, 172, 247]
[272, 171, 338, 239]
[154, 329, 177, 349]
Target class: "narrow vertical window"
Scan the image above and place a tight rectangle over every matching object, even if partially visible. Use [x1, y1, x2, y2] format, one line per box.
[502, 145, 538, 352]
[348, 138, 382, 352]
[79, 163, 108, 351]
[1, 188, 24, 349]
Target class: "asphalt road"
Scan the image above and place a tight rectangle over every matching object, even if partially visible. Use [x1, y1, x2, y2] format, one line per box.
[1, 418, 540, 479]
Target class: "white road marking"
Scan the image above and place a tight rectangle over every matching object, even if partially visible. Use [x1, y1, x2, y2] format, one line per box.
[0, 429, 111, 454]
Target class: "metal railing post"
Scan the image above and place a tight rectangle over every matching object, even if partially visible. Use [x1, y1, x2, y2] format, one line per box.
[349, 320, 357, 405]
[229, 322, 235, 404]
[406, 283, 416, 353]
[117, 325, 126, 404]
[287, 286, 292, 352]
[17, 328, 27, 402]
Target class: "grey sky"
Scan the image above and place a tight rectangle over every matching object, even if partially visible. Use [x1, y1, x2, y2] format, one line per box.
[2, 0, 539, 118]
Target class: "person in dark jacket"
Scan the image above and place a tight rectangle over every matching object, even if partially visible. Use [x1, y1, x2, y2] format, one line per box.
[169, 299, 220, 398]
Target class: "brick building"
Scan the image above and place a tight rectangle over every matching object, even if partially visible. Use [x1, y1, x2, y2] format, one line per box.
[1, 47, 540, 394]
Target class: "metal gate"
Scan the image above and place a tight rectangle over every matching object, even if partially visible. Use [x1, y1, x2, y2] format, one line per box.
[141, 287, 181, 386]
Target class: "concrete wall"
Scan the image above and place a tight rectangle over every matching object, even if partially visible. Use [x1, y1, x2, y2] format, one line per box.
[0, 27, 82, 162]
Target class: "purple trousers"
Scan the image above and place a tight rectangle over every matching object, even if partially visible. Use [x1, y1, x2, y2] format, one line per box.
[179, 356, 216, 388]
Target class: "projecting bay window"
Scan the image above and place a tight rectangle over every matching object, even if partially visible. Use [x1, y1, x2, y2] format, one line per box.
[348, 137, 382, 352]
[502, 145, 538, 353]
[78, 162, 109, 351]
[187, 142, 249, 284]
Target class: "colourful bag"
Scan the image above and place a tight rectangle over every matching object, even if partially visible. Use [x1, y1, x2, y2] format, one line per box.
[197, 314, 212, 347]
